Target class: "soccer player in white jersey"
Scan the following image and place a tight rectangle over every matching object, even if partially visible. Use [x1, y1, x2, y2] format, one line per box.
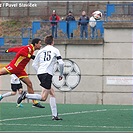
[17, 34, 64, 120]
[0, 74, 23, 107]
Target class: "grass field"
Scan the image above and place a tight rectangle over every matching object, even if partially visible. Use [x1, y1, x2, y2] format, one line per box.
[0, 102, 133, 132]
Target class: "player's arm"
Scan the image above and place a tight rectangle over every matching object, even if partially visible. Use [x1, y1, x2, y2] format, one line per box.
[5, 46, 25, 53]
[6, 46, 32, 59]
[19, 47, 31, 58]
[58, 58, 64, 80]
[32, 52, 39, 73]
[18, 46, 34, 59]
[56, 49, 64, 80]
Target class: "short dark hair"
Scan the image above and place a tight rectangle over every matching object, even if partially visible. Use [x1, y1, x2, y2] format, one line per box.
[31, 38, 41, 46]
[44, 34, 53, 45]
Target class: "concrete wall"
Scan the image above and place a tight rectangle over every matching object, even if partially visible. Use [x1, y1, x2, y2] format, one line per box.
[103, 22, 133, 105]
[0, 22, 133, 105]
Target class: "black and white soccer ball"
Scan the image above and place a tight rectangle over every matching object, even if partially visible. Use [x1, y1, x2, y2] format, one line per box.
[92, 11, 102, 20]
[52, 59, 81, 92]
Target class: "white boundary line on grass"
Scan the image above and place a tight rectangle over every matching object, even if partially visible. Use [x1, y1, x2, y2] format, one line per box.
[0, 123, 133, 129]
[0, 108, 133, 122]
[0, 109, 107, 122]
[0, 108, 133, 130]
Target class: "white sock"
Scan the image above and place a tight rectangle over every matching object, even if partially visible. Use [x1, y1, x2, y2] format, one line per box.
[2, 92, 12, 98]
[26, 93, 42, 100]
[50, 97, 57, 117]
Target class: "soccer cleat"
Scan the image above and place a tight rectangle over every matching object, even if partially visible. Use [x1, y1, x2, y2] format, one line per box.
[16, 103, 23, 108]
[17, 91, 27, 104]
[0, 95, 3, 101]
[32, 103, 45, 108]
[52, 116, 63, 121]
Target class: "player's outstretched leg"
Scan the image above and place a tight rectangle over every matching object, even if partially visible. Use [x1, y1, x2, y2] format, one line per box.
[17, 91, 27, 104]
[0, 95, 3, 101]
[17, 91, 45, 108]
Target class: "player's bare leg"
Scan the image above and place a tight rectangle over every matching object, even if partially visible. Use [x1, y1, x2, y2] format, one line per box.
[21, 77, 34, 94]
[41, 88, 50, 101]
[0, 68, 9, 75]
[18, 89, 23, 95]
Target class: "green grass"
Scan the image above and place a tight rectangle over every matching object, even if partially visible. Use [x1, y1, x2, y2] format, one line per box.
[0, 103, 133, 132]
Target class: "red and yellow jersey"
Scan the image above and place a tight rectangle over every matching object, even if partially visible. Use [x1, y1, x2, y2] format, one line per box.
[4, 44, 35, 78]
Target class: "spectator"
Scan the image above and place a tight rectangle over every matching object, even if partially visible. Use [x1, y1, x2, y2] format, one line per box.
[49, 10, 60, 39]
[65, 11, 75, 39]
[78, 11, 89, 39]
[89, 13, 98, 39]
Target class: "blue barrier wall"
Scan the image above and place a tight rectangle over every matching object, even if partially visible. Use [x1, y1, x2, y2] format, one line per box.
[58, 21, 78, 38]
[106, 4, 115, 18]
[106, 3, 133, 20]
[0, 37, 4, 46]
[22, 37, 30, 46]
[32, 21, 41, 38]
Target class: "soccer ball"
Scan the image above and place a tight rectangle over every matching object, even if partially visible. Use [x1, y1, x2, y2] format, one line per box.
[92, 11, 102, 20]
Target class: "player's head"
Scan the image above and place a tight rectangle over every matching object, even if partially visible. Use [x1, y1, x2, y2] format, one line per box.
[44, 34, 54, 45]
[31, 38, 42, 50]
[31, 38, 41, 46]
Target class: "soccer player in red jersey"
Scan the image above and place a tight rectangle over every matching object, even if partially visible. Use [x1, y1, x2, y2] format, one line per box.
[0, 38, 45, 108]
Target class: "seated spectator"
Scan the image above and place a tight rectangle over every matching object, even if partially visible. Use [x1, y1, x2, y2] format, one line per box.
[65, 11, 75, 39]
[49, 10, 60, 38]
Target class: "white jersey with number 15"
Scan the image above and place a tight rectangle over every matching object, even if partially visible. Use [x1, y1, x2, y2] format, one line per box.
[32, 45, 64, 76]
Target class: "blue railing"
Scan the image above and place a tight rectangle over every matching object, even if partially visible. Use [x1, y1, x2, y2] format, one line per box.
[0, 20, 132, 46]
[31, 20, 104, 38]
[106, 3, 133, 20]
[14, 20, 104, 46]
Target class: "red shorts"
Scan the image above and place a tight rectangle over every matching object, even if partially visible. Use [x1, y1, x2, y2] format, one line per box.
[4, 64, 28, 79]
